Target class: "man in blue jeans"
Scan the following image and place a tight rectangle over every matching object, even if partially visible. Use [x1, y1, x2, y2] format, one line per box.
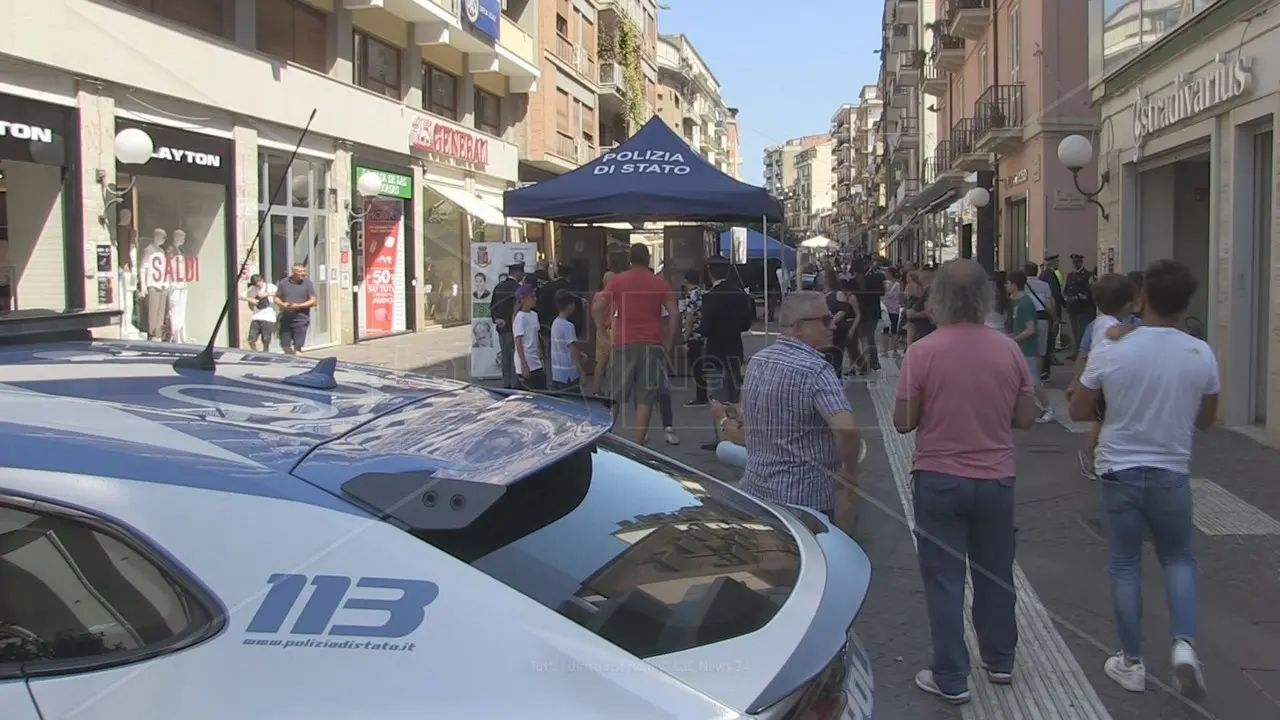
[1069, 259, 1218, 699]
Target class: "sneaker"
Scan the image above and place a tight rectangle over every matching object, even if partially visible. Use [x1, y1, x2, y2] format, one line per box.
[1035, 408, 1054, 424]
[1171, 640, 1206, 699]
[683, 399, 708, 408]
[987, 669, 1013, 685]
[1078, 449, 1098, 480]
[914, 670, 970, 705]
[1104, 653, 1146, 692]
[664, 427, 680, 446]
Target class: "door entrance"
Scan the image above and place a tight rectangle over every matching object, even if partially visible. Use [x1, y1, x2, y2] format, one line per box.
[1253, 130, 1272, 424]
[266, 214, 331, 348]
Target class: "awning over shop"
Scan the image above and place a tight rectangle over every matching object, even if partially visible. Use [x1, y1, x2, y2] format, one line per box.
[885, 190, 959, 248]
[425, 182, 520, 228]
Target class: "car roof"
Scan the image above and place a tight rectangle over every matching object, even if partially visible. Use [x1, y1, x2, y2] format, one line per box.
[0, 340, 609, 515]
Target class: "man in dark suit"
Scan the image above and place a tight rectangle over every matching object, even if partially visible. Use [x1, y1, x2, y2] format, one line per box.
[488, 262, 524, 388]
[537, 264, 578, 334]
[697, 257, 755, 450]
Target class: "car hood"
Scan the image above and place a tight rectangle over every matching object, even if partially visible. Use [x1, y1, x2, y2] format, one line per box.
[0, 342, 604, 486]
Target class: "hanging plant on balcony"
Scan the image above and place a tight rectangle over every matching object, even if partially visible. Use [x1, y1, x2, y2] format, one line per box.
[617, 17, 645, 132]
[599, 23, 618, 63]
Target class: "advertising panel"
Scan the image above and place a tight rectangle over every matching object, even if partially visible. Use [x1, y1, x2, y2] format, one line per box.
[470, 241, 535, 379]
[360, 198, 406, 337]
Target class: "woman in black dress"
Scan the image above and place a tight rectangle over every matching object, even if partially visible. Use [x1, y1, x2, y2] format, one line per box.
[822, 269, 858, 376]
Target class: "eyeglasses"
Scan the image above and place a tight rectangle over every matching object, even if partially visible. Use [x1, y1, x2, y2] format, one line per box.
[796, 314, 834, 325]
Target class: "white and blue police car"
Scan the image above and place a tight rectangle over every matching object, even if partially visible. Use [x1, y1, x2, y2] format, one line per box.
[0, 311, 873, 719]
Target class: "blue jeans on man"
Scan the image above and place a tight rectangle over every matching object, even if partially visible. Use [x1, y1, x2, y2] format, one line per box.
[1099, 467, 1198, 660]
[913, 471, 1018, 695]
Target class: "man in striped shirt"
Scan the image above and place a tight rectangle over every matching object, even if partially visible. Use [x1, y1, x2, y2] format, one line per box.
[740, 292, 863, 520]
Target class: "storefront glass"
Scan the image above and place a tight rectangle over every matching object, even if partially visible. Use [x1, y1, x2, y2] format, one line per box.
[353, 165, 413, 339]
[0, 93, 76, 312]
[115, 121, 233, 347]
[421, 185, 465, 324]
[260, 154, 331, 347]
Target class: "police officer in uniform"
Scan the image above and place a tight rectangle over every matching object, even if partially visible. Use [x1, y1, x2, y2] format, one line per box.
[489, 263, 525, 388]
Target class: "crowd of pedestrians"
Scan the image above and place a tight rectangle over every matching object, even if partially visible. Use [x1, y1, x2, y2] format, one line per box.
[486, 243, 1216, 708]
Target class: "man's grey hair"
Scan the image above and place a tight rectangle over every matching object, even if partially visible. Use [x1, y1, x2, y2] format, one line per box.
[779, 291, 827, 328]
[926, 259, 993, 326]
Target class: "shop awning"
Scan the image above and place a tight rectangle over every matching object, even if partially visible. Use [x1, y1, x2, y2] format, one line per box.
[885, 190, 958, 248]
[425, 182, 519, 228]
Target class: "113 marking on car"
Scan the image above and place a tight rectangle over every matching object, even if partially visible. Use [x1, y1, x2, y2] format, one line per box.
[245, 573, 439, 639]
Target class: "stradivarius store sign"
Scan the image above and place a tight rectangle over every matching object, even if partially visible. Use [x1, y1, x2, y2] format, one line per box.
[592, 149, 692, 175]
[1133, 53, 1251, 144]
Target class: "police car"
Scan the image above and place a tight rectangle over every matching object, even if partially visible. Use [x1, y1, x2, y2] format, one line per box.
[0, 311, 873, 719]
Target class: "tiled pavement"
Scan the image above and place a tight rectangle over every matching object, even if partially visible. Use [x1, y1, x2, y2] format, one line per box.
[330, 327, 1280, 719]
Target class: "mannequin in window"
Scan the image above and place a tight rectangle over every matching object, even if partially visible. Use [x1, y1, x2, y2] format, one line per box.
[119, 229, 139, 338]
[166, 229, 189, 343]
[139, 229, 169, 341]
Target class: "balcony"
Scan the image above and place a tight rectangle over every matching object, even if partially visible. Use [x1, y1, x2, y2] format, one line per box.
[946, 0, 991, 42]
[950, 118, 990, 171]
[551, 34, 595, 82]
[973, 84, 1025, 154]
[892, 116, 920, 151]
[498, 15, 535, 68]
[897, 50, 923, 85]
[896, 179, 920, 207]
[931, 34, 966, 73]
[896, 0, 919, 19]
[598, 61, 627, 111]
[889, 83, 913, 109]
[922, 61, 947, 96]
[889, 24, 913, 53]
[552, 132, 580, 164]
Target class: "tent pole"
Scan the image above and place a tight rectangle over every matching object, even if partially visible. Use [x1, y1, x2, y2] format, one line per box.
[762, 215, 768, 343]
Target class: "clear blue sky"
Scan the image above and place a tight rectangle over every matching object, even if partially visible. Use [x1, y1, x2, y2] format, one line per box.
[658, 1, 881, 186]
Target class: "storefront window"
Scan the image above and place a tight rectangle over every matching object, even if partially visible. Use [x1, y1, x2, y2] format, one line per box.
[0, 93, 75, 313]
[115, 121, 232, 347]
[121, 174, 229, 346]
[422, 186, 465, 325]
[260, 154, 331, 347]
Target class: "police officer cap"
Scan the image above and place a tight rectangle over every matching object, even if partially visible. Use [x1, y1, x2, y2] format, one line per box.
[706, 255, 731, 266]
[507, 262, 525, 272]
[1070, 253, 1084, 260]
[1044, 253, 1059, 261]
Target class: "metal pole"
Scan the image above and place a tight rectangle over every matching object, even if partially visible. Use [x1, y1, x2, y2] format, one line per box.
[762, 215, 769, 342]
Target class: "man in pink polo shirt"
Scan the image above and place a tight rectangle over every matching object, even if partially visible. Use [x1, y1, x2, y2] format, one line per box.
[894, 259, 1038, 706]
[591, 244, 678, 443]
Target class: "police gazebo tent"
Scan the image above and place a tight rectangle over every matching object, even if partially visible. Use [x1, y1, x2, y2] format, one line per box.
[717, 228, 795, 271]
[504, 116, 784, 330]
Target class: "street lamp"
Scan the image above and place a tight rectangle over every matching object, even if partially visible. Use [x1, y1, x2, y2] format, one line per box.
[348, 171, 384, 227]
[965, 186, 990, 208]
[1057, 134, 1110, 220]
[98, 128, 155, 222]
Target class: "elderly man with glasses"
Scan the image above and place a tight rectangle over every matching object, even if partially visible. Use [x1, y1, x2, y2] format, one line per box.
[739, 291, 864, 522]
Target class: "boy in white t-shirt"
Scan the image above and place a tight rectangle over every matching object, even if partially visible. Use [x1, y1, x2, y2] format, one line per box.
[549, 290, 586, 389]
[1068, 260, 1216, 701]
[243, 275, 278, 352]
[512, 284, 545, 390]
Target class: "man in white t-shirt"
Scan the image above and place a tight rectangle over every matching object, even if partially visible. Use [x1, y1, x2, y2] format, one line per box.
[243, 274, 278, 352]
[1068, 259, 1216, 700]
[512, 284, 545, 390]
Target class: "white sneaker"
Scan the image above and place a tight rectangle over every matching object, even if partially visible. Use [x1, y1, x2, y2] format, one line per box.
[913, 669, 970, 705]
[1172, 640, 1206, 699]
[1035, 408, 1054, 424]
[1104, 653, 1146, 692]
[664, 427, 680, 446]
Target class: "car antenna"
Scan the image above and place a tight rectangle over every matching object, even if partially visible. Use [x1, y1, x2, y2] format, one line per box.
[173, 109, 318, 372]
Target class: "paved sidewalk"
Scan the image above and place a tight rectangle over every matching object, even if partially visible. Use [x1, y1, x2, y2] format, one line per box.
[309, 325, 472, 374]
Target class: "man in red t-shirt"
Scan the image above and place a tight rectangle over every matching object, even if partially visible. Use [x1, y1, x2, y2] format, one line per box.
[591, 244, 678, 443]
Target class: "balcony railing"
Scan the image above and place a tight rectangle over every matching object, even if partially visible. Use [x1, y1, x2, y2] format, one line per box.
[553, 34, 575, 67]
[897, 116, 919, 135]
[554, 132, 578, 162]
[599, 61, 625, 92]
[932, 33, 965, 54]
[973, 83, 1024, 138]
[950, 119, 976, 156]
[934, 140, 952, 170]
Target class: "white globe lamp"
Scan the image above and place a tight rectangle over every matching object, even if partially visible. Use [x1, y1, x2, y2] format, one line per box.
[355, 171, 384, 198]
[966, 186, 990, 208]
[1057, 134, 1093, 171]
[114, 128, 154, 166]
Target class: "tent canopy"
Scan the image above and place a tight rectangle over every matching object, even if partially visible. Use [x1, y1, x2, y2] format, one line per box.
[504, 117, 783, 223]
[718, 229, 796, 271]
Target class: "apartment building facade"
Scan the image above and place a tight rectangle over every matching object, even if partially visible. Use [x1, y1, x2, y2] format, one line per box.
[520, 0, 658, 182]
[764, 134, 831, 237]
[1, 0, 540, 349]
[893, 0, 1097, 270]
[654, 33, 737, 177]
[1087, 0, 1279, 442]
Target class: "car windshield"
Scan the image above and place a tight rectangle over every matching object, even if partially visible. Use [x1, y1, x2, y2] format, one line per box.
[413, 441, 801, 658]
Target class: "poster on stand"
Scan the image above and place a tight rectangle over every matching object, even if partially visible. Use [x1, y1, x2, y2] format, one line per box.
[359, 198, 407, 337]
[470, 241, 535, 380]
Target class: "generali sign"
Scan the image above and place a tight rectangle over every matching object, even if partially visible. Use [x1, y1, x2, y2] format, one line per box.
[410, 116, 489, 166]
